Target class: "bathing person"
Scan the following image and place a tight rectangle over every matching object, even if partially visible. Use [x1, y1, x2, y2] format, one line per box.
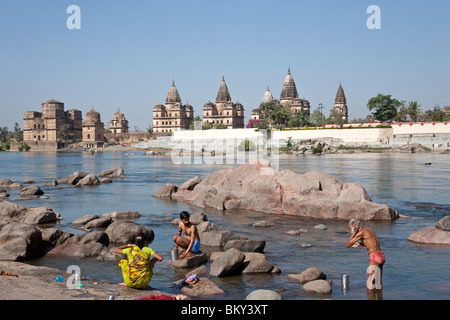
[113, 232, 163, 289]
[173, 211, 200, 259]
[346, 218, 385, 290]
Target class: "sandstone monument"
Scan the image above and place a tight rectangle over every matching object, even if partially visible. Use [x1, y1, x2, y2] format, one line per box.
[82, 108, 105, 149]
[152, 80, 194, 134]
[330, 82, 348, 122]
[23, 100, 82, 150]
[202, 77, 245, 129]
[108, 108, 129, 134]
[251, 68, 312, 122]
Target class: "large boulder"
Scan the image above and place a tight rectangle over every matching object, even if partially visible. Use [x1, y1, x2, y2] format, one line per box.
[72, 214, 100, 225]
[22, 207, 59, 224]
[209, 248, 246, 277]
[74, 174, 100, 187]
[196, 222, 243, 248]
[105, 220, 154, 245]
[98, 167, 125, 178]
[302, 279, 332, 295]
[224, 239, 266, 253]
[46, 242, 109, 258]
[210, 251, 277, 274]
[0, 222, 45, 261]
[408, 226, 450, 245]
[155, 162, 399, 221]
[179, 277, 225, 297]
[19, 185, 44, 197]
[83, 217, 112, 229]
[166, 252, 208, 269]
[0, 201, 28, 220]
[288, 267, 327, 283]
[246, 289, 282, 300]
[58, 171, 90, 185]
[0, 179, 14, 187]
[40, 228, 73, 246]
[0, 201, 60, 224]
[436, 216, 450, 231]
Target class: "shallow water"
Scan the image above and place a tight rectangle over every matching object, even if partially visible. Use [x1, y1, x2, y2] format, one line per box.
[1, 151, 449, 300]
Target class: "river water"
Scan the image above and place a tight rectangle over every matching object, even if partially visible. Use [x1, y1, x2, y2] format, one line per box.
[1, 151, 449, 300]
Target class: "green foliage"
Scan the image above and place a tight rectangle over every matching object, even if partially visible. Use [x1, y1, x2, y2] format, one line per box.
[329, 109, 348, 129]
[311, 144, 323, 154]
[18, 141, 30, 151]
[367, 94, 401, 122]
[238, 139, 257, 151]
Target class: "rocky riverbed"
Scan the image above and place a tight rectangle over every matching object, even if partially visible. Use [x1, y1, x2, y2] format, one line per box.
[1, 162, 450, 300]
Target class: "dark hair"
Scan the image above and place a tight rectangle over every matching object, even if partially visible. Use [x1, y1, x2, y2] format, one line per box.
[180, 211, 190, 220]
[134, 232, 147, 249]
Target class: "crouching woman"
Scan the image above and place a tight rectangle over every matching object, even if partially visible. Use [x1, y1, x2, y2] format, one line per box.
[112, 232, 163, 289]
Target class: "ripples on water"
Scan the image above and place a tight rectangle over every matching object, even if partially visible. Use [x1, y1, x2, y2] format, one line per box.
[1, 151, 449, 300]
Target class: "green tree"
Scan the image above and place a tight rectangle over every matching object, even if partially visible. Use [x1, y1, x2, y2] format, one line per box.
[396, 105, 408, 122]
[406, 101, 423, 122]
[309, 109, 326, 126]
[272, 105, 291, 126]
[0, 126, 9, 144]
[367, 94, 401, 122]
[288, 111, 310, 127]
[57, 124, 74, 147]
[329, 109, 347, 129]
[259, 102, 278, 129]
[427, 105, 446, 122]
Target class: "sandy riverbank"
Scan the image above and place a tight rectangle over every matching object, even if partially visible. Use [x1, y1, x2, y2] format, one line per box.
[0, 261, 172, 300]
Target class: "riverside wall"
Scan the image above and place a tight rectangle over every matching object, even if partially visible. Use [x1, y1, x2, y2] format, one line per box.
[132, 122, 450, 150]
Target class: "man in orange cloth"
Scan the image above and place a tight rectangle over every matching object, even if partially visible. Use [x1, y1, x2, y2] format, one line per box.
[346, 218, 385, 290]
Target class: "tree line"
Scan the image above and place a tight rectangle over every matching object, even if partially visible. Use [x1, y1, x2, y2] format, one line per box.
[250, 94, 450, 130]
[0, 122, 28, 151]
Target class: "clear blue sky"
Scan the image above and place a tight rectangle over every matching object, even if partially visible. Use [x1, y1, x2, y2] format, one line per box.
[1, 0, 449, 131]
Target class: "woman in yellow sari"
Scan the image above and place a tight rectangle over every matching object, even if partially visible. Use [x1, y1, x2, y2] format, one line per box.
[113, 233, 163, 289]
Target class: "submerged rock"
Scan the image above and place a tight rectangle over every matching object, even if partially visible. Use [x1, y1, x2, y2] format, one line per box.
[302, 279, 332, 295]
[98, 167, 125, 178]
[246, 289, 282, 300]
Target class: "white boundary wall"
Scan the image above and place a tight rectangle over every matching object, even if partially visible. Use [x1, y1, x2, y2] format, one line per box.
[391, 122, 450, 135]
[137, 122, 450, 149]
[273, 128, 392, 145]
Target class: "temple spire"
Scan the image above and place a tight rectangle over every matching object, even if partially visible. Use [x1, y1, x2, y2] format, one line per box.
[216, 76, 232, 103]
[280, 68, 299, 100]
[166, 80, 181, 104]
[335, 82, 346, 104]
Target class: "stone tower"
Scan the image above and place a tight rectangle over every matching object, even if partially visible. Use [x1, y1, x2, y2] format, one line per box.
[332, 83, 348, 122]
[23, 99, 82, 150]
[279, 68, 310, 116]
[152, 80, 194, 134]
[82, 108, 104, 148]
[108, 108, 129, 134]
[203, 76, 245, 129]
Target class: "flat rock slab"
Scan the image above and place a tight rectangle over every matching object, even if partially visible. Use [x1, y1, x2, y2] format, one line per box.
[179, 277, 224, 297]
[166, 252, 208, 269]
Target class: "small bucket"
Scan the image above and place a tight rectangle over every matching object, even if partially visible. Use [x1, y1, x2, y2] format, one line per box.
[170, 249, 179, 260]
[341, 274, 349, 289]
